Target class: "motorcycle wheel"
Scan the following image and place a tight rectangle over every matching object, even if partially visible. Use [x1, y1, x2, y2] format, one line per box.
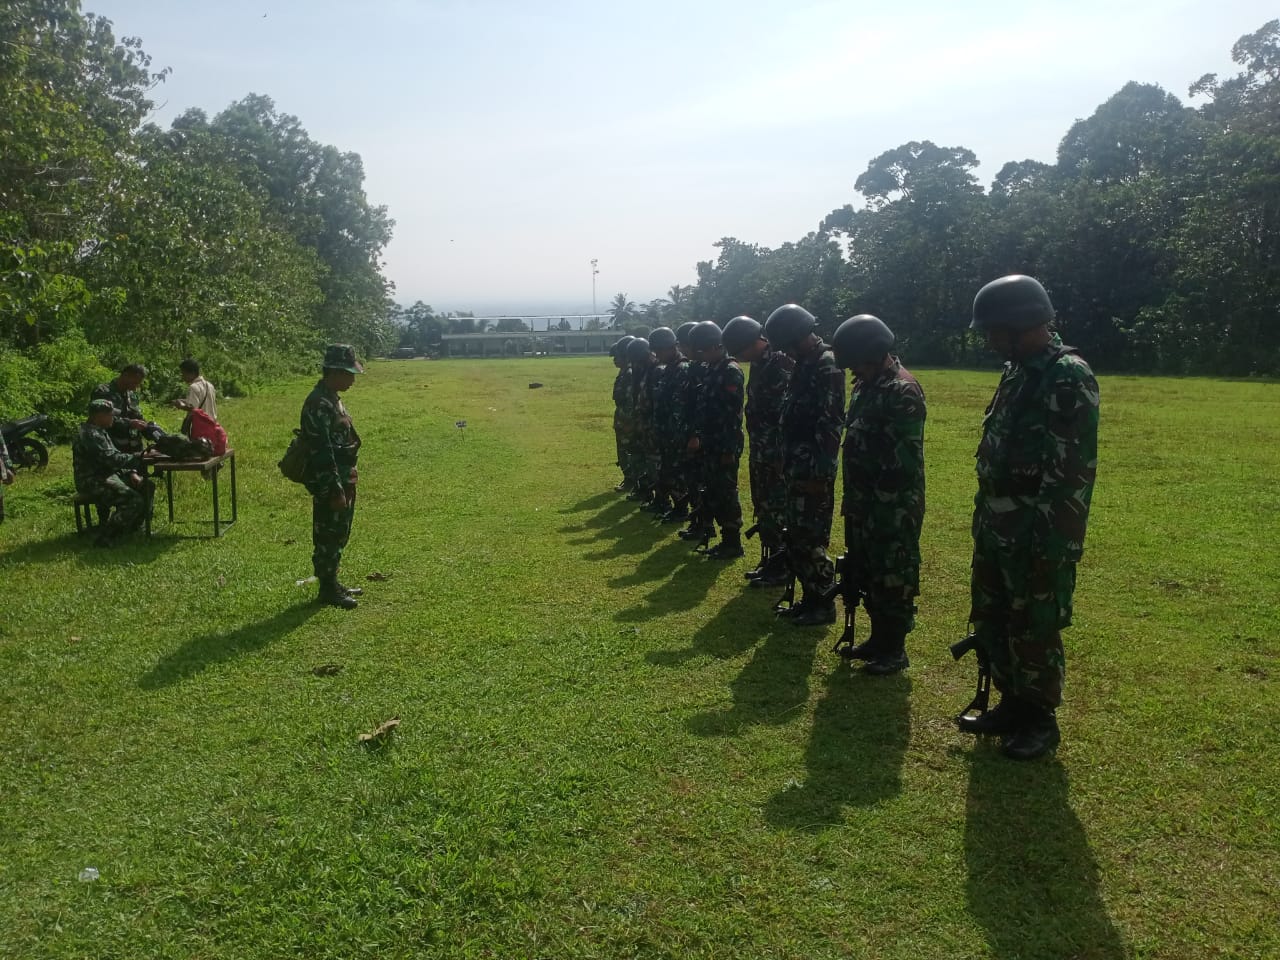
[11, 437, 49, 471]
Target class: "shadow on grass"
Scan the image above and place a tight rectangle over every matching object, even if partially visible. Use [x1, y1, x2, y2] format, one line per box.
[0, 530, 176, 568]
[762, 670, 911, 829]
[575, 510, 672, 559]
[962, 752, 1125, 959]
[608, 537, 700, 588]
[558, 490, 618, 514]
[558, 499, 633, 535]
[139, 601, 319, 690]
[614, 553, 728, 622]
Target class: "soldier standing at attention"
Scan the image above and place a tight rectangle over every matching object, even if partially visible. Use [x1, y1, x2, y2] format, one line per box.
[722, 315, 793, 586]
[648, 327, 688, 519]
[960, 275, 1099, 760]
[72, 399, 156, 546]
[830, 315, 926, 675]
[686, 321, 745, 559]
[303, 344, 364, 610]
[610, 336, 635, 492]
[763, 304, 845, 627]
[626, 337, 659, 506]
[677, 322, 712, 543]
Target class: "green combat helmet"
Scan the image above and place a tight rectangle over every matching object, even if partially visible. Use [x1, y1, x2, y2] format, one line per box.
[831, 314, 895, 369]
[648, 327, 677, 352]
[763, 304, 816, 352]
[676, 322, 697, 350]
[721, 316, 762, 357]
[690, 320, 723, 353]
[971, 275, 1055, 332]
[626, 337, 652, 365]
[323, 343, 364, 373]
[610, 335, 635, 358]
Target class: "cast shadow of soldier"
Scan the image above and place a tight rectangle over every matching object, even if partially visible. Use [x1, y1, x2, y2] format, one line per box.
[0, 530, 175, 568]
[139, 601, 319, 690]
[963, 750, 1125, 959]
[761, 665, 912, 829]
[560, 497, 671, 561]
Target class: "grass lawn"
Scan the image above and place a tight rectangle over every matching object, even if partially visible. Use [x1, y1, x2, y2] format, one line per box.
[1, 357, 1277, 959]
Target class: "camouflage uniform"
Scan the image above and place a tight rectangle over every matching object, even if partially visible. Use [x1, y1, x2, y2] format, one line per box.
[780, 338, 845, 595]
[91, 379, 147, 453]
[629, 361, 661, 497]
[612, 364, 634, 482]
[301, 380, 361, 584]
[746, 347, 793, 550]
[653, 353, 690, 508]
[842, 358, 926, 632]
[682, 359, 708, 523]
[72, 419, 151, 537]
[692, 355, 745, 535]
[970, 334, 1099, 711]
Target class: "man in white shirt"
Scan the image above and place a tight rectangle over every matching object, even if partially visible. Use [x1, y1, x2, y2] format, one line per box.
[173, 358, 218, 421]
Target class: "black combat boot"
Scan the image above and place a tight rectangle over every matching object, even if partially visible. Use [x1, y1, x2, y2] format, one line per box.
[334, 580, 364, 598]
[751, 549, 792, 588]
[791, 598, 837, 627]
[957, 695, 1023, 736]
[1001, 704, 1061, 760]
[318, 579, 358, 610]
[863, 626, 909, 675]
[705, 529, 745, 560]
[744, 546, 769, 580]
[661, 501, 689, 523]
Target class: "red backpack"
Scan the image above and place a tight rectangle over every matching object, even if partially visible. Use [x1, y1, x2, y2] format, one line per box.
[186, 408, 227, 456]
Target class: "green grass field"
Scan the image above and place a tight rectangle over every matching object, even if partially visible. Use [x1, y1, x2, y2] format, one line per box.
[1, 358, 1277, 959]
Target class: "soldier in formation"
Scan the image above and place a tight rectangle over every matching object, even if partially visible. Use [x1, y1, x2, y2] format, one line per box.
[610, 335, 636, 492]
[763, 305, 845, 627]
[722, 315, 792, 586]
[685, 321, 746, 558]
[647, 327, 689, 521]
[301, 344, 364, 610]
[958, 275, 1099, 760]
[830, 315, 926, 675]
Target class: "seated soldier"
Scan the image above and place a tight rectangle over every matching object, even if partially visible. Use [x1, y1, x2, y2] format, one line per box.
[73, 399, 156, 546]
[92, 363, 163, 453]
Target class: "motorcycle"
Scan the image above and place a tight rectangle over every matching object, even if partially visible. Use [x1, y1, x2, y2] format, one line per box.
[1, 413, 51, 471]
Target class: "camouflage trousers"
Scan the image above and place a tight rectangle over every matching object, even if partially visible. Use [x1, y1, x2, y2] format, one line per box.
[702, 449, 743, 534]
[613, 419, 627, 476]
[784, 478, 836, 595]
[628, 429, 657, 492]
[748, 444, 786, 549]
[843, 516, 919, 632]
[313, 487, 357, 581]
[683, 448, 705, 516]
[970, 521, 1075, 711]
[658, 437, 686, 505]
[86, 473, 153, 537]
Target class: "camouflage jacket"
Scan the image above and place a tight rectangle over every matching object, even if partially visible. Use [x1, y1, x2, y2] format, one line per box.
[682, 360, 707, 440]
[91, 379, 145, 452]
[613, 367, 633, 421]
[746, 347, 793, 456]
[301, 380, 361, 499]
[780, 339, 845, 481]
[693, 357, 745, 455]
[72, 423, 142, 497]
[631, 361, 660, 439]
[973, 334, 1099, 565]
[653, 355, 690, 437]
[842, 358, 926, 526]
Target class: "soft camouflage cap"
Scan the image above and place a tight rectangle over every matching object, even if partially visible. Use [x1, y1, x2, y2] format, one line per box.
[323, 343, 364, 374]
[88, 398, 115, 415]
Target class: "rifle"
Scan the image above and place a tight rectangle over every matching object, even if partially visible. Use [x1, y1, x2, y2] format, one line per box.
[951, 629, 991, 725]
[771, 527, 798, 614]
[829, 553, 867, 658]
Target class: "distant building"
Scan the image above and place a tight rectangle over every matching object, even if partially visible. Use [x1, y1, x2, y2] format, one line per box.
[439, 330, 617, 358]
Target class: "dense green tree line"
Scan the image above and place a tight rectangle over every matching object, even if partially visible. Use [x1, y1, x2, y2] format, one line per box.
[686, 21, 1280, 376]
[0, 1, 395, 429]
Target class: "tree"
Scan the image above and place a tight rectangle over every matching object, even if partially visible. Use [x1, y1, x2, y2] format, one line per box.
[609, 293, 636, 328]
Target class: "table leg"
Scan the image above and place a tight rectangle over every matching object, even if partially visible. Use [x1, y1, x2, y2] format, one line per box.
[213, 463, 221, 536]
[166, 470, 175, 523]
[230, 452, 238, 523]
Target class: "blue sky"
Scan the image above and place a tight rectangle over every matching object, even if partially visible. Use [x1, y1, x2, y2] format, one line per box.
[90, 0, 1275, 314]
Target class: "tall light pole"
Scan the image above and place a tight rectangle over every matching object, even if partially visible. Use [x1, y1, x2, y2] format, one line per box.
[590, 258, 599, 318]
